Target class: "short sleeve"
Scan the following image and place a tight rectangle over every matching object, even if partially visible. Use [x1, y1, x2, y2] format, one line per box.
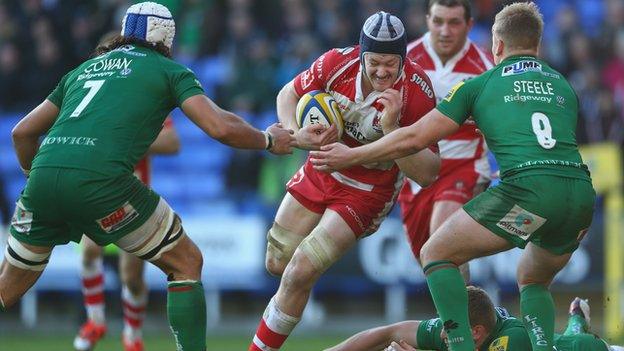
[170, 65, 204, 106]
[47, 72, 71, 108]
[436, 78, 479, 125]
[416, 318, 448, 351]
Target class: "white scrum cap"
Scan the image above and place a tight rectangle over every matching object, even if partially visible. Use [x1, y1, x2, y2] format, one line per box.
[121, 2, 175, 49]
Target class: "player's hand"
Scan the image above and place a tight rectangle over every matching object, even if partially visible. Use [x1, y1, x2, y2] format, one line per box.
[296, 123, 339, 150]
[266, 123, 297, 155]
[309, 142, 356, 172]
[384, 340, 417, 351]
[378, 88, 402, 134]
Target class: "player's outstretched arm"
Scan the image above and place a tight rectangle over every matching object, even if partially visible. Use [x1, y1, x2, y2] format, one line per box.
[181, 94, 296, 154]
[310, 109, 458, 172]
[323, 321, 420, 351]
[11, 99, 60, 175]
[277, 80, 338, 150]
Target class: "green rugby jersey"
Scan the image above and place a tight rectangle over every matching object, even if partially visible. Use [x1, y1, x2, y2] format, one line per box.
[416, 307, 531, 351]
[437, 55, 590, 181]
[34, 44, 203, 176]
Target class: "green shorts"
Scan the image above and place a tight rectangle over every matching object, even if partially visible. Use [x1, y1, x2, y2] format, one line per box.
[10, 167, 160, 247]
[464, 175, 595, 255]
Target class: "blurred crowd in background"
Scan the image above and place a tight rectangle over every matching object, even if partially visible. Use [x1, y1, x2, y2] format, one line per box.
[0, 0, 623, 221]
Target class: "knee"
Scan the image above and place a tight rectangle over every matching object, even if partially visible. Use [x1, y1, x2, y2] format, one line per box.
[419, 240, 437, 267]
[265, 256, 287, 277]
[265, 223, 303, 277]
[186, 243, 203, 277]
[281, 252, 319, 292]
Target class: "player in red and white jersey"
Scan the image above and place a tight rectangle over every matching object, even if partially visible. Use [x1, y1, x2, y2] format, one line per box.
[74, 117, 179, 351]
[397, 0, 493, 282]
[249, 12, 439, 351]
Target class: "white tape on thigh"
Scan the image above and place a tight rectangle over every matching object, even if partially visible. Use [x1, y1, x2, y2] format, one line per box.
[299, 226, 341, 272]
[4, 235, 51, 271]
[266, 223, 304, 263]
[115, 198, 178, 261]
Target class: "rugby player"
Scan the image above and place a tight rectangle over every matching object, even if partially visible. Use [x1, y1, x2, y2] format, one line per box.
[0, 2, 295, 350]
[248, 11, 440, 351]
[311, 3, 595, 350]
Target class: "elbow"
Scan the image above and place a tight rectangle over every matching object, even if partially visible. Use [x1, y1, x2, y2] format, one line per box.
[11, 123, 31, 144]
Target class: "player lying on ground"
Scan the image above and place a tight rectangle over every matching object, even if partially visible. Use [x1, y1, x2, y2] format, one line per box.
[326, 287, 620, 351]
[311, 3, 596, 351]
[0, 2, 295, 351]
[248, 11, 440, 351]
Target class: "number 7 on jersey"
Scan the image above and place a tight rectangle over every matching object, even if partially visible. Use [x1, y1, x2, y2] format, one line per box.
[70, 80, 105, 118]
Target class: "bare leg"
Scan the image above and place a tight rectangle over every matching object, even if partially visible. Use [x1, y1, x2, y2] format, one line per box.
[429, 200, 469, 282]
[0, 242, 52, 308]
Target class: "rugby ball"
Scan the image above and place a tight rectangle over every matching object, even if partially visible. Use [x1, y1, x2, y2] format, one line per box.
[295, 90, 344, 138]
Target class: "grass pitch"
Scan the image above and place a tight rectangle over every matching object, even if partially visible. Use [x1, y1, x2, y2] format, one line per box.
[0, 333, 348, 351]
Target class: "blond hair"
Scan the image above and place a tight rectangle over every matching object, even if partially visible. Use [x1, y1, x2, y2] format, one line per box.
[493, 2, 543, 51]
[467, 286, 496, 332]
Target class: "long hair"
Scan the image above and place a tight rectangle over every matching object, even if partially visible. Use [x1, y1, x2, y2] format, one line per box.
[93, 34, 171, 58]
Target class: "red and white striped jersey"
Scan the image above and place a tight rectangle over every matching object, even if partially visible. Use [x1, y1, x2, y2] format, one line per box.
[400, 33, 493, 199]
[133, 117, 174, 185]
[293, 45, 437, 192]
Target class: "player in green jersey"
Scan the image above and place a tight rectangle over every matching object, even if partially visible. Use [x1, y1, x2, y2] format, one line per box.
[0, 2, 294, 351]
[325, 287, 617, 351]
[310, 3, 595, 351]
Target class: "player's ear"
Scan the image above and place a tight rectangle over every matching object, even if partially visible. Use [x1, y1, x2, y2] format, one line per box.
[471, 325, 488, 344]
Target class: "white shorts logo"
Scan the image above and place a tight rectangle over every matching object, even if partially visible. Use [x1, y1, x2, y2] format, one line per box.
[496, 204, 546, 240]
[11, 200, 33, 234]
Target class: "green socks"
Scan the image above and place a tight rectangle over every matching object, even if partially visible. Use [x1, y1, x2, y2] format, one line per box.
[520, 284, 554, 350]
[424, 260, 475, 351]
[167, 281, 206, 351]
[563, 315, 588, 336]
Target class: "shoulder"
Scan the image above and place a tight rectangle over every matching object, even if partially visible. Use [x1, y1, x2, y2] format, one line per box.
[317, 46, 361, 77]
[407, 36, 435, 70]
[454, 41, 494, 74]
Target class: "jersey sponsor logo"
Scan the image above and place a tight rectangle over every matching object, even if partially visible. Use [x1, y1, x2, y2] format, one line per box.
[444, 81, 464, 102]
[503, 94, 552, 104]
[11, 200, 33, 234]
[488, 336, 509, 351]
[78, 58, 133, 80]
[372, 114, 383, 133]
[41, 136, 98, 146]
[97, 202, 139, 233]
[501, 60, 542, 76]
[496, 204, 546, 240]
[409, 73, 434, 99]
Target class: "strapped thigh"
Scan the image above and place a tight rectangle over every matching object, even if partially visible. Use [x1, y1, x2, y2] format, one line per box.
[298, 226, 342, 273]
[115, 198, 185, 262]
[266, 222, 305, 263]
[4, 235, 51, 271]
